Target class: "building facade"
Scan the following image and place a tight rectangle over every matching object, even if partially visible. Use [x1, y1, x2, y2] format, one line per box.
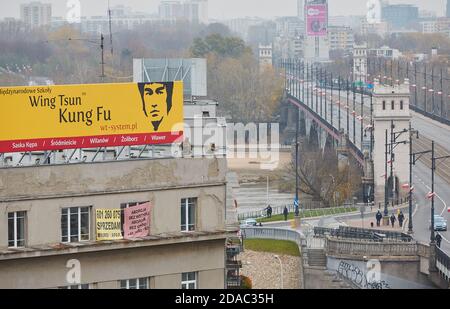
[0, 156, 232, 289]
[20, 1, 51, 29]
[381, 4, 419, 31]
[158, 0, 208, 24]
[328, 26, 354, 52]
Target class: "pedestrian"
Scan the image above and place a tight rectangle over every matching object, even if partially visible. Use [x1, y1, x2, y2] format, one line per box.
[390, 213, 396, 228]
[283, 206, 289, 221]
[398, 211, 405, 228]
[436, 233, 442, 248]
[265, 205, 272, 218]
[375, 210, 382, 227]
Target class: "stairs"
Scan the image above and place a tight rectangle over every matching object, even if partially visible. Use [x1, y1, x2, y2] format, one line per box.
[307, 249, 327, 267]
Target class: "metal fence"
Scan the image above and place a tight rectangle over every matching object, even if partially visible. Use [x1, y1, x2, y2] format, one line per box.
[238, 203, 355, 221]
[314, 226, 413, 243]
[436, 247, 450, 283]
[240, 227, 306, 247]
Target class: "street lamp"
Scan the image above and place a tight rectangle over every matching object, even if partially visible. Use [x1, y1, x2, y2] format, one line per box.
[274, 255, 283, 289]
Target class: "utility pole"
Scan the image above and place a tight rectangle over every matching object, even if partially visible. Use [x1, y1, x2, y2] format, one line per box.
[384, 129, 389, 217]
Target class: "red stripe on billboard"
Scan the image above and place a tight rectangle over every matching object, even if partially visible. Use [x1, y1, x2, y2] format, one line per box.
[0, 132, 183, 153]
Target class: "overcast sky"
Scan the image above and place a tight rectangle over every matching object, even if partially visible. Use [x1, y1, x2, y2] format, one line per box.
[0, 0, 446, 20]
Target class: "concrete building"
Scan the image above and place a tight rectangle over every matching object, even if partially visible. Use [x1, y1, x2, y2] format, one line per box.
[328, 26, 354, 52]
[303, 35, 330, 63]
[259, 44, 273, 70]
[447, 0, 450, 18]
[20, 1, 51, 29]
[381, 4, 419, 31]
[353, 43, 367, 83]
[372, 79, 411, 205]
[297, 0, 304, 21]
[0, 98, 236, 289]
[360, 18, 389, 37]
[222, 17, 265, 41]
[158, 0, 208, 24]
[368, 46, 402, 60]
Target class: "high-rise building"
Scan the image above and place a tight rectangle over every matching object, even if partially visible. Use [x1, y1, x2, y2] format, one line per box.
[20, 1, 52, 29]
[381, 4, 419, 30]
[328, 26, 354, 52]
[447, 0, 450, 18]
[159, 0, 208, 24]
[298, 0, 304, 21]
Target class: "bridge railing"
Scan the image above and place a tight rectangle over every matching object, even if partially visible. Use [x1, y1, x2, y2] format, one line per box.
[240, 227, 306, 247]
[314, 226, 413, 243]
[325, 237, 418, 257]
[237, 203, 354, 221]
[436, 247, 450, 283]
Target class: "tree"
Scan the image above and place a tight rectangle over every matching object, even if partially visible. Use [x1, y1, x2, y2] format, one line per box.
[281, 144, 362, 207]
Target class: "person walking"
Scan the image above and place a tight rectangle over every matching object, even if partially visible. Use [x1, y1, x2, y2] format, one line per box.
[283, 206, 289, 221]
[390, 213, 397, 228]
[265, 205, 273, 218]
[436, 233, 442, 248]
[398, 211, 405, 228]
[375, 210, 382, 227]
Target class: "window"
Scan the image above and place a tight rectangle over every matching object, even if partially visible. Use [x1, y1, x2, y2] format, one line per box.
[181, 272, 197, 289]
[382, 101, 386, 110]
[181, 198, 196, 232]
[120, 278, 148, 289]
[59, 284, 90, 289]
[8, 211, 26, 248]
[400, 100, 404, 110]
[391, 100, 395, 110]
[61, 207, 90, 243]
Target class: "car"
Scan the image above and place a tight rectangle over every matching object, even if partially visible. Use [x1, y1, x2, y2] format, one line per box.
[239, 219, 258, 228]
[430, 215, 447, 231]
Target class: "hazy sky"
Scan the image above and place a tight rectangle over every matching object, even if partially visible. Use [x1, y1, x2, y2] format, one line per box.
[0, 0, 446, 20]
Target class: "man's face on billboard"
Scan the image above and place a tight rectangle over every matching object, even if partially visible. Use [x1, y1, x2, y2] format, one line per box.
[143, 83, 168, 124]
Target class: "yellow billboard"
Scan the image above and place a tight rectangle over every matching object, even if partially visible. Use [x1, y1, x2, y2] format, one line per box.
[95, 209, 123, 241]
[0, 82, 184, 152]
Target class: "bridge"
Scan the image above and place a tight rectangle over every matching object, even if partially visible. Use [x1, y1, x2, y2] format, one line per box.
[279, 57, 450, 278]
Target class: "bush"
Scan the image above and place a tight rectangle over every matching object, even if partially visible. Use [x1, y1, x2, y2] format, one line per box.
[240, 275, 252, 289]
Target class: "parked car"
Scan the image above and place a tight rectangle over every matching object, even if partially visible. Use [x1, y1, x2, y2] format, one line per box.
[430, 215, 447, 231]
[239, 219, 258, 228]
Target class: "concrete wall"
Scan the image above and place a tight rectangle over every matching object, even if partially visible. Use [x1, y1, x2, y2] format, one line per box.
[327, 257, 434, 289]
[0, 239, 225, 289]
[0, 157, 226, 247]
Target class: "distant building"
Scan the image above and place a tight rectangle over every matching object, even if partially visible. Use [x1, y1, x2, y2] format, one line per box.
[447, 0, 450, 18]
[368, 46, 402, 60]
[298, 0, 304, 21]
[420, 18, 450, 37]
[275, 16, 304, 38]
[259, 44, 273, 70]
[360, 17, 389, 37]
[328, 26, 354, 52]
[381, 4, 419, 31]
[353, 43, 367, 83]
[20, 1, 52, 29]
[222, 17, 265, 40]
[158, 0, 208, 24]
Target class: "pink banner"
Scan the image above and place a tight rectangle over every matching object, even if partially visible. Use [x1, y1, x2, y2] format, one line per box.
[124, 203, 151, 239]
[306, 4, 328, 36]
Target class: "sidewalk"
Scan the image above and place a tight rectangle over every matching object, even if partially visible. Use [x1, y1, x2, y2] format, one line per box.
[341, 218, 405, 232]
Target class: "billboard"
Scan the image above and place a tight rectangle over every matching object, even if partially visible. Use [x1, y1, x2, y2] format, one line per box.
[306, 4, 328, 36]
[0, 82, 184, 153]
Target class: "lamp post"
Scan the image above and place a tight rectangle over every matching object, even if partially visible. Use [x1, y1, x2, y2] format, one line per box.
[274, 255, 283, 289]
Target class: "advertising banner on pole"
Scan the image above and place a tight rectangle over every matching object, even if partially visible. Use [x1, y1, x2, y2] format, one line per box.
[0, 81, 184, 153]
[96, 209, 123, 241]
[306, 4, 328, 36]
[124, 202, 151, 239]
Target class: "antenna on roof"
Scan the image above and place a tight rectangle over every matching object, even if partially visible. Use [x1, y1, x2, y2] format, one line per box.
[108, 0, 113, 57]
